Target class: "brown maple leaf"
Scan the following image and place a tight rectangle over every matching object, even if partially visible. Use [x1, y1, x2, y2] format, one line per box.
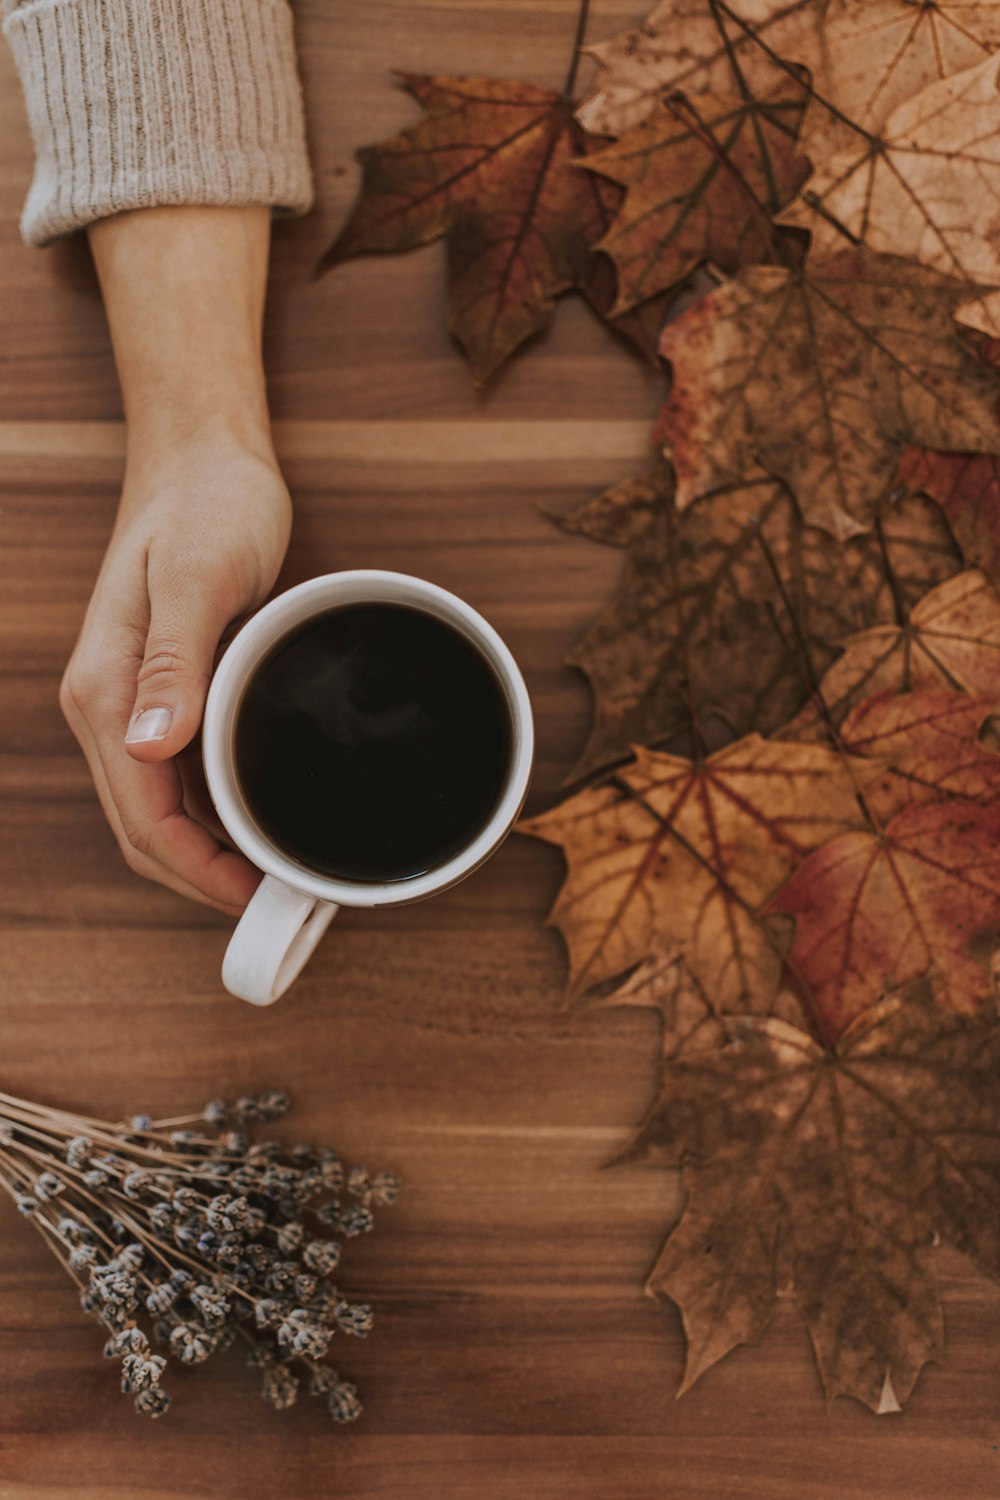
[319, 74, 632, 382]
[553, 467, 961, 778]
[578, 174, 684, 363]
[519, 735, 876, 1016]
[576, 0, 814, 137]
[578, 82, 809, 314]
[785, 570, 1000, 739]
[781, 54, 1000, 337]
[898, 448, 1000, 586]
[619, 996, 1000, 1411]
[578, 1, 1000, 162]
[583, 952, 729, 1059]
[767, 792, 1000, 1038]
[655, 252, 1000, 538]
[839, 690, 1000, 824]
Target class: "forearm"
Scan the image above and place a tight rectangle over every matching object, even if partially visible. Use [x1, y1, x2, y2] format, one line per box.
[87, 204, 278, 479]
[59, 203, 293, 914]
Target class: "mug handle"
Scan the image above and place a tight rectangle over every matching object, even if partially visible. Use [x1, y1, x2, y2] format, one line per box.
[222, 874, 339, 1005]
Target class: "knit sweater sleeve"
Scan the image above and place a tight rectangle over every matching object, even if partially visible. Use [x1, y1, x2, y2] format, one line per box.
[2, 0, 315, 247]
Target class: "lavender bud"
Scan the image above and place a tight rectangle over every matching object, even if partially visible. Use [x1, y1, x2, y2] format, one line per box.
[149, 1203, 173, 1234]
[112, 1244, 145, 1272]
[335, 1301, 374, 1338]
[276, 1222, 303, 1254]
[256, 1089, 291, 1121]
[308, 1364, 338, 1396]
[328, 1380, 363, 1423]
[261, 1365, 298, 1410]
[371, 1170, 401, 1206]
[65, 1136, 93, 1168]
[114, 1326, 150, 1356]
[317, 1148, 344, 1193]
[145, 1282, 178, 1314]
[135, 1386, 171, 1418]
[303, 1240, 341, 1276]
[254, 1298, 281, 1330]
[169, 1323, 215, 1365]
[336, 1205, 374, 1238]
[33, 1172, 65, 1201]
[190, 1284, 229, 1328]
[122, 1171, 155, 1200]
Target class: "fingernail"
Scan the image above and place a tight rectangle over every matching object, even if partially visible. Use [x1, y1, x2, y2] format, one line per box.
[125, 706, 173, 743]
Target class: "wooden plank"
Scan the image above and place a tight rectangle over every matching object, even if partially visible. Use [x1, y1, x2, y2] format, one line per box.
[0, 418, 655, 466]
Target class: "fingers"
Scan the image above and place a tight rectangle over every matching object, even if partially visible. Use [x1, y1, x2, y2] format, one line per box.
[175, 743, 240, 850]
[123, 552, 242, 763]
[60, 602, 262, 913]
[64, 687, 262, 914]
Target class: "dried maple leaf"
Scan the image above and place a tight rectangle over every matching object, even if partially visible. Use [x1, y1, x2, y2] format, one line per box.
[655, 251, 1000, 538]
[785, 570, 1000, 738]
[554, 466, 960, 778]
[781, 54, 1000, 337]
[519, 735, 875, 1015]
[584, 952, 729, 1058]
[839, 690, 1000, 823]
[898, 448, 1000, 585]
[579, 82, 809, 314]
[767, 792, 1000, 1038]
[319, 74, 628, 382]
[577, 0, 813, 137]
[622, 996, 1000, 1410]
[578, 1, 1000, 160]
[578, 174, 683, 362]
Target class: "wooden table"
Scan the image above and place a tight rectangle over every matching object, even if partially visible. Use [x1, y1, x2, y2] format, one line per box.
[0, 4, 997, 1496]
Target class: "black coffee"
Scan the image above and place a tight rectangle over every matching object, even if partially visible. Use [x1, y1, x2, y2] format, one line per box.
[234, 602, 514, 883]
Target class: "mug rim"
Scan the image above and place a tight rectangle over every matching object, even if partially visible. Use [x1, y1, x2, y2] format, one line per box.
[202, 570, 535, 908]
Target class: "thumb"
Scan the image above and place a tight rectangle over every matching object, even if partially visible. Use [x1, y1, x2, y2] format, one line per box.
[124, 576, 235, 761]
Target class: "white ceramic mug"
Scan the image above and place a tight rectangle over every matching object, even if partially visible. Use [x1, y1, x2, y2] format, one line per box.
[202, 570, 534, 1005]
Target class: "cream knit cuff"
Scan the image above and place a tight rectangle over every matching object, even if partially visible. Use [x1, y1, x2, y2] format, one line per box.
[3, 0, 316, 247]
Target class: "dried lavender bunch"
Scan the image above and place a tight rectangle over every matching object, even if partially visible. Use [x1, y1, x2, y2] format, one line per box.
[0, 1088, 399, 1422]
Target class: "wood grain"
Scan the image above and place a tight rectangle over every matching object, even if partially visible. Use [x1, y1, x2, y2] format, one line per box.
[0, 3, 998, 1498]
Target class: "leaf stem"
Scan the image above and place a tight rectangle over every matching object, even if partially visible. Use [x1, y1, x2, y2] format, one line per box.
[563, 0, 593, 100]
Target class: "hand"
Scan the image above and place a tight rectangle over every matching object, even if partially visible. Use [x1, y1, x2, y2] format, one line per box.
[67, 203, 284, 914]
[60, 431, 292, 914]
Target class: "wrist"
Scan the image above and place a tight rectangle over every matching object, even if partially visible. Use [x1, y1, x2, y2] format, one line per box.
[118, 420, 288, 529]
[88, 205, 277, 473]
[124, 386, 278, 473]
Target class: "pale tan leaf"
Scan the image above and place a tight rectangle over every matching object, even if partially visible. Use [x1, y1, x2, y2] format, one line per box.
[781, 55, 1000, 335]
[578, 0, 1000, 159]
[786, 570, 1000, 738]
